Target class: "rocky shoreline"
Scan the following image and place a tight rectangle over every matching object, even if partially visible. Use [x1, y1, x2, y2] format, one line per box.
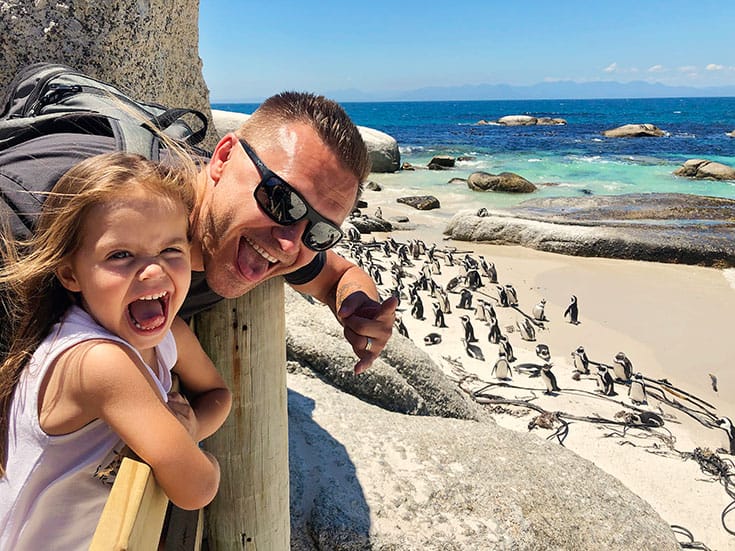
[444, 193, 735, 268]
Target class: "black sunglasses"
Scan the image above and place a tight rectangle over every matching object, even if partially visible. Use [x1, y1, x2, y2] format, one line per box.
[239, 139, 344, 251]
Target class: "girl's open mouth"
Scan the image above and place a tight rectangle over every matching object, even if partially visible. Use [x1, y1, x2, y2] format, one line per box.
[128, 291, 170, 331]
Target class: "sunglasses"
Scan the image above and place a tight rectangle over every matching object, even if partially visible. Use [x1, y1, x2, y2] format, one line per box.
[239, 139, 344, 251]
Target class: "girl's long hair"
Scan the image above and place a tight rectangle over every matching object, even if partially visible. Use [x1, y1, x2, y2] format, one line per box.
[0, 151, 196, 474]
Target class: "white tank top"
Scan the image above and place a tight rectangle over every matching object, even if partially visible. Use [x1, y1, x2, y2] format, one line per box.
[0, 305, 176, 550]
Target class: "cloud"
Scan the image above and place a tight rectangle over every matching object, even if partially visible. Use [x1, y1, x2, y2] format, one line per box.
[706, 63, 725, 71]
[678, 65, 698, 73]
[647, 64, 665, 73]
[603, 62, 618, 73]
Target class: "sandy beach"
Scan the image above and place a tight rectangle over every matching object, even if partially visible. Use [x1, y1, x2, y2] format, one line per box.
[346, 186, 735, 550]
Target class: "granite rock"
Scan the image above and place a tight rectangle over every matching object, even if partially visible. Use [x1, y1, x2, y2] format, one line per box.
[288, 372, 680, 550]
[397, 195, 441, 210]
[467, 171, 537, 193]
[674, 159, 735, 180]
[602, 123, 666, 138]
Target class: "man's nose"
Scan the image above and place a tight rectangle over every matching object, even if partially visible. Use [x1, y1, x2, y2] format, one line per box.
[272, 221, 306, 253]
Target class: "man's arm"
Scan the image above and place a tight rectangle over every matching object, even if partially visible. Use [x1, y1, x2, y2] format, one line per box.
[290, 250, 397, 374]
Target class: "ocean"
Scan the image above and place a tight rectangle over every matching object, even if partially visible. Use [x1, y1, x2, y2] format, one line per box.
[214, 97, 735, 211]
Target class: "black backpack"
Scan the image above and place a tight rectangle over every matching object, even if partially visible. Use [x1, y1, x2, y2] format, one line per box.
[0, 62, 209, 159]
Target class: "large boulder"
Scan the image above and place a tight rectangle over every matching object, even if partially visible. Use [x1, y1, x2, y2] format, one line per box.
[285, 287, 483, 420]
[212, 110, 401, 173]
[444, 193, 735, 267]
[495, 115, 567, 126]
[602, 123, 666, 138]
[288, 372, 680, 550]
[467, 171, 537, 193]
[0, 0, 217, 148]
[359, 126, 401, 173]
[397, 195, 441, 210]
[674, 159, 735, 180]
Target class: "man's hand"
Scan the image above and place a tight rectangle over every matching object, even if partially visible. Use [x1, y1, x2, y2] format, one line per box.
[337, 291, 398, 374]
[167, 391, 200, 441]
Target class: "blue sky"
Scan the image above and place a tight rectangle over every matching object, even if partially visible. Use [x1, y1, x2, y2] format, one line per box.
[199, 0, 735, 102]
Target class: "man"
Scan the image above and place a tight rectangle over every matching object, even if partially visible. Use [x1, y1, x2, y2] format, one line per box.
[0, 91, 397, 373]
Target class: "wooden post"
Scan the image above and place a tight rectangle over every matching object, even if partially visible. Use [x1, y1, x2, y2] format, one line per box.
[194, 278, 290, 550]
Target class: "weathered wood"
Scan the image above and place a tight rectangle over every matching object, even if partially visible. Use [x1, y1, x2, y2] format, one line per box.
[90, 457, 169, 550]
[195, 278, 290, 550]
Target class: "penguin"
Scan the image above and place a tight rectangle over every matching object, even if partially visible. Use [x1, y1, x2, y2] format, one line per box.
[375, 206, 383, 219]
[463, 255, 479, 270]
[715, 417, 735, 455]
[423, 332, 442, 346]
[394, 315, 409, 338]
[432, 302, 447, 328]
[497, 285, 509, 307]
[410, 294, 424, 320]
[382, 240, 392, 257]
[540, 364, 561, 394]
[517, 317, 536, 341]
[476, 207, 489, 217]
[564, 295, 579, 324]
[371, 265, 383, 286]
[460, 315, 478, 343]
[398, 245, 410, 265]
[492, 352, 511, 380]
[427, 243, 437, 262]
[498, 334, 516, 362]
[535, 344, 551, 363]
[462, 338, 485, 361]
[431, 257, 442, 275]
[628, 372, 647, 405]
[474, 299, 487, 321]
[613, 352, 633, 382]
[532, 299, 548, 322]
[346, 224, 361, 242]
[466, 269, 483, 291]
[444, 250, 455, 267]
[446, 276, 461, 293]
[571, 346, 590, 375]
[487, 316, 502, 344]
[438, 289, 452, 314]
[482, 301, 496, 321]
[457, 288, 473, 310]
[595, 365, 616, 396]
[504, 284, 518, 306]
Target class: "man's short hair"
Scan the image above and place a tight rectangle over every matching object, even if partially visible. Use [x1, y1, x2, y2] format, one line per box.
[237, 91, 371, 186]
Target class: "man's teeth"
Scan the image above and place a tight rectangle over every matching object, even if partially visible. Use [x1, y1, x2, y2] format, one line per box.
[246, 237, 278, 263]
[139, 291, 168, 301]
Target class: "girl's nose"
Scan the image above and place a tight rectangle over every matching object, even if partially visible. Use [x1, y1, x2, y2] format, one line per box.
[139, 261, 165, 280]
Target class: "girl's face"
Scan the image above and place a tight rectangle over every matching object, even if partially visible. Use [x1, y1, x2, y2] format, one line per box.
[57, 187, 191, 359]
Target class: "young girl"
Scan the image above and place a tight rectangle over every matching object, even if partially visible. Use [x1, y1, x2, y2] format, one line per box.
[0, 152, 232, 549]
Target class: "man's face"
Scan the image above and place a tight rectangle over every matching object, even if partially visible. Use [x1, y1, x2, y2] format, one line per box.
[198, 123, 359, 299]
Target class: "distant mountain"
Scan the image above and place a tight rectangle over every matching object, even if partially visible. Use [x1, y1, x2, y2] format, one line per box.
[324, 80, 735, 102]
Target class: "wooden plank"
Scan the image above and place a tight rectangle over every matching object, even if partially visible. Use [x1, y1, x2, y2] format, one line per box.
[195, 277, 290, 550]
[90, 457, 169, 550]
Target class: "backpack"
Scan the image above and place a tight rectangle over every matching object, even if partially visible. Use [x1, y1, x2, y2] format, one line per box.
[0, 62, 209, 160]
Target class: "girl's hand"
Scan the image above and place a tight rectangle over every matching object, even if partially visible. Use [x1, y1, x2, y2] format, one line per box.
[167, 391, 199, 441]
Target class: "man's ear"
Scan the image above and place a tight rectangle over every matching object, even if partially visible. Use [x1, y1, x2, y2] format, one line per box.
[56, 262, 82, 293]
[208, 133, 239, 185]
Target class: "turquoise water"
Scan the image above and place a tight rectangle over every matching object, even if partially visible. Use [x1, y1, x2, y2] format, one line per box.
[213, 98, 735, 209]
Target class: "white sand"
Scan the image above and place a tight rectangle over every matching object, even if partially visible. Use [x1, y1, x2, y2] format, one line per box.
[349, 188, 735, 550]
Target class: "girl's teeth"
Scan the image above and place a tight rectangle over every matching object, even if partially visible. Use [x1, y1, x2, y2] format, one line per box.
[140, 291, 168, 301]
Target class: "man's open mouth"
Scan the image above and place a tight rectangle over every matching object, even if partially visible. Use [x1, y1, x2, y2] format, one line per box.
[128, 291, 169, 331]
[237, 236, 279, 281]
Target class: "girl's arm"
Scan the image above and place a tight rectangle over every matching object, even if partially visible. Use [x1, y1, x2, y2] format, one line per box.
[170, 316, 232, 442]
[72, 342, 221, 510]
